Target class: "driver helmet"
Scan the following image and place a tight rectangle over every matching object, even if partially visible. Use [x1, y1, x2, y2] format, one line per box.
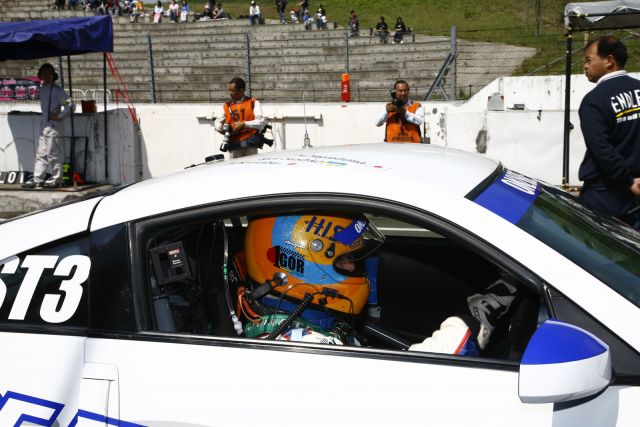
[245, 213, 384, 315]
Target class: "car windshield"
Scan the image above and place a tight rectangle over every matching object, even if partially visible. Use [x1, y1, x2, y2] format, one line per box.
[472, 169, 640, 309]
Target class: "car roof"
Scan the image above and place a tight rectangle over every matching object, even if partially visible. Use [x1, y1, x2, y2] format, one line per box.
[0, 198, 102, 261]
[90, 143, 500, 230]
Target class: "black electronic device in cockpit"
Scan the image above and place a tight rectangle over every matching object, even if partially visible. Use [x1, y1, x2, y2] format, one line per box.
[150, 242, 192, 285]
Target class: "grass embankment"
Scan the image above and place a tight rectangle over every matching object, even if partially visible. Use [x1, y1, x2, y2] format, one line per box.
[184, 0, 640, 76]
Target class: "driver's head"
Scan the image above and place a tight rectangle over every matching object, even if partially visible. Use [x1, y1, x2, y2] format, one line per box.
[245, 213, 385, 314]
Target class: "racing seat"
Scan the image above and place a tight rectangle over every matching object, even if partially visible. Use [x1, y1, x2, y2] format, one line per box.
[481, 288, 540, 360]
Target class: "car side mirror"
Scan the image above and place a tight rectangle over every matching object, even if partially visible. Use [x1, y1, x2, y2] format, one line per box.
[519, 320, 611, 404]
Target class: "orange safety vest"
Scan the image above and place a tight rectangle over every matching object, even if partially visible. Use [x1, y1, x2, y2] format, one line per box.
[223, 97, 258, 143]
[385, 101, 422, 143]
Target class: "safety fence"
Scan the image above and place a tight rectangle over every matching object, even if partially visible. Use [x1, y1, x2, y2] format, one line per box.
[7, 21, 638, 104]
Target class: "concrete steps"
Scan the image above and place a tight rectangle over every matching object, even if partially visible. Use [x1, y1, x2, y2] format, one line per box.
[0, 0, 535, 103]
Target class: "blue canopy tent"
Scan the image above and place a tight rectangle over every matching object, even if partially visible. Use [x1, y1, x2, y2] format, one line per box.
[0, 15, 114, 184]
[0, 16, 113, 60]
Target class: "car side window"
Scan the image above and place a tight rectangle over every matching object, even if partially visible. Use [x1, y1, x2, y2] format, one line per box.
[0, 236, 90, 329]
[136, 206, 543, 361]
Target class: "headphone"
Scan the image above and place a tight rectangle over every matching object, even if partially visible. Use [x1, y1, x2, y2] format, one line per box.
[37, 63, 59, 81]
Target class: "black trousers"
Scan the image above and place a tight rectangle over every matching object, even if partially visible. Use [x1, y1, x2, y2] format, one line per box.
[580, 183, 640, 229]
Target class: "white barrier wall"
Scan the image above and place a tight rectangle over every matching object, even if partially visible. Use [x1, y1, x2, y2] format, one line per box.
[0, 106, 140, 184]
[3, 72, 637, 186]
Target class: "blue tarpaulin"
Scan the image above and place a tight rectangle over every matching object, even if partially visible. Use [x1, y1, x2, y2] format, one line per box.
[0, 16, 113, 61]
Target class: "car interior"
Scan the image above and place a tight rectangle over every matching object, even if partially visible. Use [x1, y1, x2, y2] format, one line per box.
[142, 208, 542, 361]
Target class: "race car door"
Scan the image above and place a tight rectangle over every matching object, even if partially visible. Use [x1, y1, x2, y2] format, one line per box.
[80, 212, 556, 426]
[0, 237, 90, 425]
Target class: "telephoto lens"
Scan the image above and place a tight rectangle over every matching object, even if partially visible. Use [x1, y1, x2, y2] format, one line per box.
[220, 123, 231, 152]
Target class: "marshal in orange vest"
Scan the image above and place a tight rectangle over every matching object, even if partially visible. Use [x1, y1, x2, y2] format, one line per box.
[385, 102, 422, 143]
[223, 98, 258, 144]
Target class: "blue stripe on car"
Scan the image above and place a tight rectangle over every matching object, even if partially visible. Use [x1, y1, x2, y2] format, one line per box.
[474, 170, 540, 224]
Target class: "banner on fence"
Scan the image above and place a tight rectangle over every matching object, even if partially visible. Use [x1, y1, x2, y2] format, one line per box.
[0, 77, 41, 102]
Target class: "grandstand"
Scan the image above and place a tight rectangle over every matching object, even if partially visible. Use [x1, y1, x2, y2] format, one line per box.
[0, 0, 535, 103]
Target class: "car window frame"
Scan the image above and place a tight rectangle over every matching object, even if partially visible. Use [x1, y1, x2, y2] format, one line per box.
[125, 192, 547, 370]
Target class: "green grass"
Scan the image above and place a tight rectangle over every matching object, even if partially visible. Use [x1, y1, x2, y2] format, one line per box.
[183, 0, 640, 76]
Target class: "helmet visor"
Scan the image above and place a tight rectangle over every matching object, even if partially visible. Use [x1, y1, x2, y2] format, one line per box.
[333, 217, 385, 277]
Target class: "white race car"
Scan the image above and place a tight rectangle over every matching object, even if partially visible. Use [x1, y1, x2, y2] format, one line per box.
[0, 143, 638, 426]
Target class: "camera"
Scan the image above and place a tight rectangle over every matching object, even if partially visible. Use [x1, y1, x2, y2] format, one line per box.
[219, 123, 274, 152]
[258, 124, 274, 148]
[389, 90, 404, 109]
[219, 123, 231, 152]
[247, 125, 274, 149]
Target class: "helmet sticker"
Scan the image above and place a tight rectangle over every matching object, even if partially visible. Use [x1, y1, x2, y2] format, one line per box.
[269, 245, 305, 277]
[284, 239, 305, 249]
[304, 215, 341, 238]
[333, 218, 368, 246]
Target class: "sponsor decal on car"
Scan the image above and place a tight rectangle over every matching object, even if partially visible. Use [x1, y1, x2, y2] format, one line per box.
[0, 255, 90, 323]
[0, 390, 145, 426]
[473, 170, 540, 224]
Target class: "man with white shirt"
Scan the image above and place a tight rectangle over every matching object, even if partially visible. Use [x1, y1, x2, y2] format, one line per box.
[23, 63, 74, 189]
[579, 36, 640, 228]
[375, 80, 424, 143]
[249, 0, 261, 25]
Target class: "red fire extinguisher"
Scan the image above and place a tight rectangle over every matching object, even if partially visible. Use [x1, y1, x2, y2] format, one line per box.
[341, 73, 350, 103]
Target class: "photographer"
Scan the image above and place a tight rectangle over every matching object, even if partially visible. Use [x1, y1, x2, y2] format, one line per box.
[375, 80, 424, 143]
[214, 77, 268, 159]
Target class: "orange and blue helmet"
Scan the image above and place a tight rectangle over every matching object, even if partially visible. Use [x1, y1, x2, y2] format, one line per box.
[245, 213, 384, 315]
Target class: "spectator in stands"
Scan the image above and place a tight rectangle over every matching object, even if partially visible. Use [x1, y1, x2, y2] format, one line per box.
[212, 2, 225, 19]
[374, 16, 389, 43]
[153, 0, 164, 23]
[130, 0, 143, 22]
[303, 10, 312, 30]
[290, 9, 299, 23]
[96, 0, 108, 15]
[315, 5, 326, 29]
[276, 0, 286, 24]
[375, 80, 424, 143]
[180, 0, 189, 22]
[349, 10, 359, 36]
[169, 0, 179, 22]
[315, 6, 326, 30]
[297, 0, 308, 21]
[199, 1, 212, 19]
[83, 0, 93, 11]
[68, 0, 78, 10]
[110, 0, 121, 16]
[122, 0, 133, 15]
[394, 17, 407, 44]
[214, 77, 267, 159]
[249, 1, 261, 25]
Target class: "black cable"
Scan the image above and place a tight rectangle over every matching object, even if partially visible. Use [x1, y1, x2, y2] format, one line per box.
[266, 292, 314, 340]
